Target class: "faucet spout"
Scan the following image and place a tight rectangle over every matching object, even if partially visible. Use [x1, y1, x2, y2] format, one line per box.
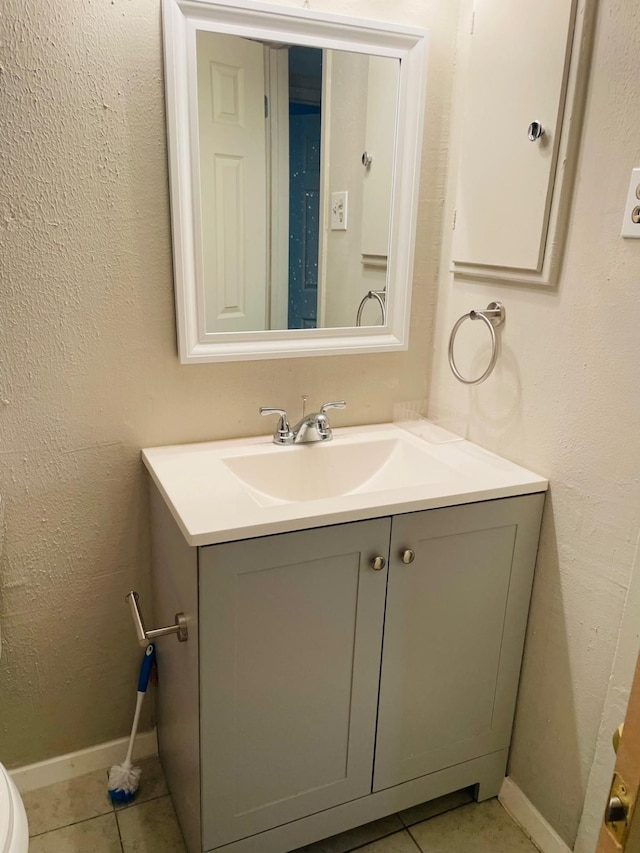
[260, 401, 346, 445]
[291, 401, 346, 444]
[292, 412, 331, 444]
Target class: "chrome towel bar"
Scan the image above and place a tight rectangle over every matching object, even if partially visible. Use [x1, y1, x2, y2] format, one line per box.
[448, 301, 505, 386]
[126, 590, 188, 647]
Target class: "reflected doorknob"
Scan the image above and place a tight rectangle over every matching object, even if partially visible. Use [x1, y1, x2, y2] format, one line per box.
[400, 549, 415, 564]
[613, 724, 624, 753]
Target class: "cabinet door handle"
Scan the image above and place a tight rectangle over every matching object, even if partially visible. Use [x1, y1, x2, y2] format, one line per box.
[400, 549, 415, 564]
[527, 120, 545, 141]
[370, 555, 387, 571]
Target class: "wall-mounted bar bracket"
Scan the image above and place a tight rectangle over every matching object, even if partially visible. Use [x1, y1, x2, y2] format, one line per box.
[126, 590, 188, 647]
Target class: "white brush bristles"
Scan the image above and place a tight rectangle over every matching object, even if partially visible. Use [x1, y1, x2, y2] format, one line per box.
[108, 762, 142, 794]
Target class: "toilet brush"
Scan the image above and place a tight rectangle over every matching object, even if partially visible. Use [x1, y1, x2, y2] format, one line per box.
[107, 642, 156, 804]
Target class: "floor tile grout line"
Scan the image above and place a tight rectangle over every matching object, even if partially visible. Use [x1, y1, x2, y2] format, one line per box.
[27, 791, 170, 839]
[326, 825, 414, 853]
[405, 826, 424, 853]
[111, 781, 126, 853]
[407, 824, 429, 853]
[114, 790, 171, 812]
[115, 813, 125, 853]
[28, 810, 119, 839]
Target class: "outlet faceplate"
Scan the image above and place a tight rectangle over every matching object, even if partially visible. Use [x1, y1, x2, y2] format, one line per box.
[621, 168, 640, 239]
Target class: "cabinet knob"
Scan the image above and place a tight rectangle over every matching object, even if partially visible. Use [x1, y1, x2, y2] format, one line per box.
[370, 555, 386, 571]
[527, 120, 545, 141]
[400, 549, 415, 564]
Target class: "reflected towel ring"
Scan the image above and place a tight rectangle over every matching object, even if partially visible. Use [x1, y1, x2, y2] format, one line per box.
[356, 290, 387, 327]
[448, 301, 505, 385]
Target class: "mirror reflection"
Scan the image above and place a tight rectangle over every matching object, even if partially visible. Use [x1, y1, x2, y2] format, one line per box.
[195, 31, 399, 333]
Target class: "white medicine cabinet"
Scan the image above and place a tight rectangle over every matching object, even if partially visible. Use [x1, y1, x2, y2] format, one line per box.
[451, 0, 594, 286]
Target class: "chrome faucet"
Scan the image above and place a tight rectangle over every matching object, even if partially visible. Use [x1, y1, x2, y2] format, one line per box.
[260, 401, 346, 445]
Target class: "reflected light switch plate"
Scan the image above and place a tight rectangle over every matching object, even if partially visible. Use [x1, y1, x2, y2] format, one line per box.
[331, 191, 348, 231]
[621, 168, 640, 238]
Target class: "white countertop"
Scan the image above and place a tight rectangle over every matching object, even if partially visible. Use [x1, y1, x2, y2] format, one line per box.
[142, 423, 547, 547]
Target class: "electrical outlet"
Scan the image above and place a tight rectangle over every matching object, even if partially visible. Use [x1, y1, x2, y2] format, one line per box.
[331, 191, 348, 231]
[621, 168, 640, 238]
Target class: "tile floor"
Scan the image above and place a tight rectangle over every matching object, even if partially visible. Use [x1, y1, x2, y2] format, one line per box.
[21, 757, 540, 853]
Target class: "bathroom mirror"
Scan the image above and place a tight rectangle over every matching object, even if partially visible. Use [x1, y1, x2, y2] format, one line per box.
[163, 0, 428, 362]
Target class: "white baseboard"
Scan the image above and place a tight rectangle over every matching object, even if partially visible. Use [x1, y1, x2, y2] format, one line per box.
[8, 729, 158, 794]
[7, 743, 569, 848]
[499, 777, 572, 853]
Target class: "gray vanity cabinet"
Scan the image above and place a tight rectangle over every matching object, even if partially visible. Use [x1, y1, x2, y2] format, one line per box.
[198, 519, 391, 850]
[374, 497, 544, 791]
[149, 487, 544, 853]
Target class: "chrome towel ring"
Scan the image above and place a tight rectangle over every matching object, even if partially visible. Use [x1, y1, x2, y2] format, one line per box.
[356, 290, 387, 327]
[448, 301, 505, 386]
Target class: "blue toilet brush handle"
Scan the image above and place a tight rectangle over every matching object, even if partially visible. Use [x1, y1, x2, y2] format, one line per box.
[123, 644, 155, 768]
[107, 643, 156, 804]
[137, 643, 155, 693]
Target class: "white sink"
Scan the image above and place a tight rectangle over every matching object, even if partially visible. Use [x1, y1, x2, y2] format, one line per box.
[142, 423, 547, 546]
[222, 438, 455, 504]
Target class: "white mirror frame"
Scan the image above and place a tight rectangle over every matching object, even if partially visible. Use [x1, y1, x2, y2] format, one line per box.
[163, 0, 428, 363]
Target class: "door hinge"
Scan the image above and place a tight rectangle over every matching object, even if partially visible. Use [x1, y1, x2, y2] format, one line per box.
[470, 7, 475, 35]
[264, 95, 269, 118]
[452, 209, 457, 230]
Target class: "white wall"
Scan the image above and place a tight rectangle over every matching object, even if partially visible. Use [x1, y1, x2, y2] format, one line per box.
[322, 52, 390, 329]
[0, 0, 459, 767]
[322, 50, 368, 327]
[428, 0, 640, 844]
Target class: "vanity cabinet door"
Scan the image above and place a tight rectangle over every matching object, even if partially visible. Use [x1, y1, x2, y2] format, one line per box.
[199, 518, 390, 850]
[373, 494, 544, 792]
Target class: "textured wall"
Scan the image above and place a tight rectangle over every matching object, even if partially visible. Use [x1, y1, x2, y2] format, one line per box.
[0, 0, 458, 767]
[428, 0, 640, 845]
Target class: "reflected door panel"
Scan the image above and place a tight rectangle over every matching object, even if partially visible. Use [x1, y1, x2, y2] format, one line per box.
[288, 106, 321, 329]
[196, 31, 268, 332]
[194, 31, 400, 334]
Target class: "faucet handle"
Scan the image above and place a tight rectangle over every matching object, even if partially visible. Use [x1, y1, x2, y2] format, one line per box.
[320, 401, 346, 415]
[259, 407, 294, 444]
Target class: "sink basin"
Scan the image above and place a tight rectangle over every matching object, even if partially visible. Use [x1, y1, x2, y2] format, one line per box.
[142, 422, 548, 546]
[222, 438, 455, 505]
